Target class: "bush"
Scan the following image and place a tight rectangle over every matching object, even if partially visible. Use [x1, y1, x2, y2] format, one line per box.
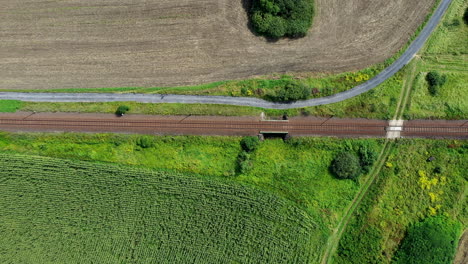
[464, 7, 468, 25]
[240, 136, 260, 152]
[331, 152, 361, 180]
[116, 105, 130, 116]
[359, 145, 378, 173]
[136, 136, 154, 149]
[393, 216, 462, 264]
[251, 0, 314, 38]
[426, 71, 447, 96]
[273, 82, 310, 102]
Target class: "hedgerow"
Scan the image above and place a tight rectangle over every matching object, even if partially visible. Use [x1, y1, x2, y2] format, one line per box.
[251, 0, 315, 38]
[0, 154, 319, 263]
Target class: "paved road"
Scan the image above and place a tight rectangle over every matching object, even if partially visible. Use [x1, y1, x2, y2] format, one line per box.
[0, 113, 466, 139]
[0, 0, 452, 109]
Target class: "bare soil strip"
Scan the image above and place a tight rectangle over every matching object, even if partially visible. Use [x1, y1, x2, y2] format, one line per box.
[0, 0, 434, 90]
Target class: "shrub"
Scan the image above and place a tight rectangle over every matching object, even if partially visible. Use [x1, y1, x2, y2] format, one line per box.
[240, 136, 260, 152]
[115, 105, 130, 116]
[236, 151, 252, 174]
[331, 152, 361, 180]
[426, 71, 447, 96]
[136, 136, 154, 149]
[273, 82, 310, 102]
[358, 145, 378, 173]
[393, 216, 462, 264]
[464, 7, 468, 25]
[251, 0, 315, 38]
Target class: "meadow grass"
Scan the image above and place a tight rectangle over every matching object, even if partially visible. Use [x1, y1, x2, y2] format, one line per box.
[334, 139, 468, 263]
[404, 0, 468, 119]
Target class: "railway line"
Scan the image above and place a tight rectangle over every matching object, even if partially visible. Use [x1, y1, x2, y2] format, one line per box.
[0, 113, 466, 139]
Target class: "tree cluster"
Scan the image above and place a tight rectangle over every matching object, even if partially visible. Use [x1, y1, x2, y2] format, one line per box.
[331, 145, 378, 180]
[271, 82, 310, 102]
[251, 0, 314, 39]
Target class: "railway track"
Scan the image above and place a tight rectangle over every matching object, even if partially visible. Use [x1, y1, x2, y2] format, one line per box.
[0, 113, 466, 139]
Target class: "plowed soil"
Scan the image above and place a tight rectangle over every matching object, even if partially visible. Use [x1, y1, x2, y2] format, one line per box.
[0, 0, 435, 90]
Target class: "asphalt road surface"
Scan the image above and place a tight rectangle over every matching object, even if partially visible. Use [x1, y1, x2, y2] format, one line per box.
[0, 113, 466, 139]
[0, 0, 452, 109]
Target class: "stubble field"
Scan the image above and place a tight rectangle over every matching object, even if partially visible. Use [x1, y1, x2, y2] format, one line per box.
[1, 0, 434, 90]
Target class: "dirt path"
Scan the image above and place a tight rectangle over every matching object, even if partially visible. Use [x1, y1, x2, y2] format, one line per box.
[455, 230, 468, 264]
[0, 0, 435, 90]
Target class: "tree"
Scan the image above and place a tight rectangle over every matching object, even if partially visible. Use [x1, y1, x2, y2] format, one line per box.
[275, 82, 310, 102]
[116, 105, 130, 116]
[393, 216, 462, 264]
[426, 71, 447, 96]
[250, 0, 314, 38]
[331, 152, 361, 180]
[240, 136, 260, 152]
[358, 145, 378, 173]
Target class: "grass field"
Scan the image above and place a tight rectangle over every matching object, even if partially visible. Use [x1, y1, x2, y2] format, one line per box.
[0, 100, 22, 112]
[334, 139, 468, 263]
[0, 153, 322, 263]
[0, 133, 381, 230]
[404, 0, 468, 119]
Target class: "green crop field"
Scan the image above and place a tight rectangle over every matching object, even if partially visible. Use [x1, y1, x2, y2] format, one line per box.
[0, 153, 322, 263]
[334, 139, 468, 263]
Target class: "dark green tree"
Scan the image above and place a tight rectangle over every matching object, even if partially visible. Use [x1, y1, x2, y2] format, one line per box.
[426, 71, 447, 96]
[331, 152, 361, 180]
[393, 216, 462, 264]
[116, 105, 130, 116]
[251, 0, 314, 38]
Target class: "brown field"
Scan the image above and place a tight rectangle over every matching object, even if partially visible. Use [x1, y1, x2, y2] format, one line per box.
[0, 0, 434, 90]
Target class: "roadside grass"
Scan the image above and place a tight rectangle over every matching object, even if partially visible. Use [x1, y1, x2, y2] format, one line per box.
[0, 100, 22, 112]
[16, 71, 404, 119]
[0, 132, 383, 231]
[333, 139, 468, 263]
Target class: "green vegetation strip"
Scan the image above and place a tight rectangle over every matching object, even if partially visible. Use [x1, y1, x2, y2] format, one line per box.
[0, 153, 318, 263]
[0, 100, 22, 113]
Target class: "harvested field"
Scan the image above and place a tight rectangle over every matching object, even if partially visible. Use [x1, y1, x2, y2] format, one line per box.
[1, 0, 435, 90]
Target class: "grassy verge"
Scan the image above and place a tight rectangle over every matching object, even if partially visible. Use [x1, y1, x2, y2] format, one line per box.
[333, 139, 468, 263]
[15, 70, 404, 119]
[0, 100, 23, 112]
